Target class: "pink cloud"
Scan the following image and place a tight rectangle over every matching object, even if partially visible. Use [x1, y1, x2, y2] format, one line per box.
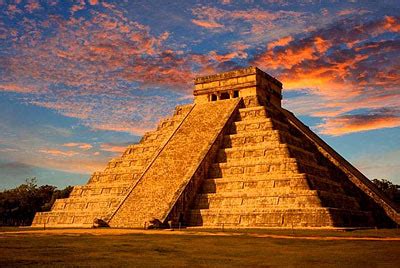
[191, 19, 223, 29]
[317, 110, 400, 136]
[38, 149, 78, 157]
[62, 143, 93, 150]
[100, 143, 129, 153]
[0, 83, 44, 93]
[25, 1, 40, 13]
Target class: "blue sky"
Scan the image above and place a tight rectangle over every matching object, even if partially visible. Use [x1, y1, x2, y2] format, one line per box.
[0, 0, 399, 189]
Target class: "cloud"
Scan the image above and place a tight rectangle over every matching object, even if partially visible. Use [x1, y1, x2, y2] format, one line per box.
[252, 15, 400, 135]
[190, 5, 312, 43]
[88, 0, 98, 5]
[0, 83, 45, 94]
[267, 36, 293, 50]
[38, 149, 78, 157]
[191, 19, 223, 29]
[62, 142, 93, 150]
[0, 5, 213, 135]
[100, 142, 132, 153]
[1, 3, 399, 140]
[25, 1, 40, 13]
[317, 108, 400, 136]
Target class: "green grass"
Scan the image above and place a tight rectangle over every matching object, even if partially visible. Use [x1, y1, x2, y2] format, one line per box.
[1, 229, 400, 267]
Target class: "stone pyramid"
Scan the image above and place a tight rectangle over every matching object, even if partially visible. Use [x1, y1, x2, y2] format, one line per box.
[32, 67, 399, 228]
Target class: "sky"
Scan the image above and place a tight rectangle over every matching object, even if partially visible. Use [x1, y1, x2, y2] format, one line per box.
[0, 0, 399, 189]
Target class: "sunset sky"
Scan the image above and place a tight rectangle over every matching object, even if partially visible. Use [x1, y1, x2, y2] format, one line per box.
[0, 0, 399, 189]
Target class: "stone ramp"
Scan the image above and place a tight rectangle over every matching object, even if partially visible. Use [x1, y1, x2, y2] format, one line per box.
[108, 99, 241, 228]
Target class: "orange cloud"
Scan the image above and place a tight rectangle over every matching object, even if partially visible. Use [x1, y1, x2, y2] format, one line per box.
[382, 16, 400, 33]
[191, 19, 223, 29]
[252, 15, 400, 136]
[267, 36, 293, 50]
[38, 149, 78, 157]
[25, 1, 40, 13]
[62, 143, 93, 150]
[0, 83, 44, 93]
[254, 36, 332, 70]
[317, 111, 400, 136]
[100, 143, 130, 153]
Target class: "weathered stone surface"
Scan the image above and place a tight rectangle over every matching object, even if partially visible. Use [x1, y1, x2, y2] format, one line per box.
[31, 105, 193, 227]
[108, 99, 240, 228]
[32, 67, 399, 229]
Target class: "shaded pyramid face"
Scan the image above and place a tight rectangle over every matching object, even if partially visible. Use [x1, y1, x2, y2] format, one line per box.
[32, 67, 399, 228]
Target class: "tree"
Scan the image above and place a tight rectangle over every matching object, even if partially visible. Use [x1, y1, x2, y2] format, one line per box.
[372, 179, 400, 205]
[0, 178, 73, 226]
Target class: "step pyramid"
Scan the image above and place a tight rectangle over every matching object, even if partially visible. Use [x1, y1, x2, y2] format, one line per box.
[32, 66, 399, 228]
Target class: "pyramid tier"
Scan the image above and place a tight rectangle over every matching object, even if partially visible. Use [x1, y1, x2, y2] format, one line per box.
[201, 174, 345, 194]
[192, 189, 360, 211]
[188, 208, 374, 228]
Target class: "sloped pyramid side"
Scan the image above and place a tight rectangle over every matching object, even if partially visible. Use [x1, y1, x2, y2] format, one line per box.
[31, 104, 193, 227]
[282, 107, 400, 226]
[108, 98, 241, 228]
[188, 98, 399, 228]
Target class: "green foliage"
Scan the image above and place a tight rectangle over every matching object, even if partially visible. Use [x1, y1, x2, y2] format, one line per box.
[0, 178, 73, 226]
[372, 178, 400, 205]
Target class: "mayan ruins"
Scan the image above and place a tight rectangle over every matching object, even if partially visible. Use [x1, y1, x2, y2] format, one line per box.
[32, 67, 400, 229]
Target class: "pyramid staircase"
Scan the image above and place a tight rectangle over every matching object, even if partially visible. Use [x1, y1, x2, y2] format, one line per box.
[32, 104, 193, 227]
[188, 101, 386, 227]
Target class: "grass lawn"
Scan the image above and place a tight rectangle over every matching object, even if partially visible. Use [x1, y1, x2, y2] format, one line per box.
[1, 228, 399, 267]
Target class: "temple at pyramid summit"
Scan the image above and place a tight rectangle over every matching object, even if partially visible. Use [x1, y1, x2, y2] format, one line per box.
[32, 67, 400, 229]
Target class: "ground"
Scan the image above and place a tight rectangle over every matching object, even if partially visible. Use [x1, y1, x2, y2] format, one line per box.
[1, 228, 400, 267]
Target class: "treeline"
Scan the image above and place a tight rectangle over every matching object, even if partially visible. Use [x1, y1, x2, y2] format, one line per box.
[372, 179, 400, 205]
[0, 178, 398, 227]
[0, 178, 72, 226]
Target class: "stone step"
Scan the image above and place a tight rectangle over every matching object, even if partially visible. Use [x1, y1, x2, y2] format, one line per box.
[102, 166, 144, 174]
[217, 155, 321, 171]
[209, 159, 329, 178]
[126, 141, 163, 154]
[139, 127, 173, 143]
[32, 211, 110, 227]
[173, 104, 194, 116]
[187, 207, 374, 227]
[88, 172, 140, 184]
[238, 106, 284, 121]
[70, 183, 130, 197]
[156, 116, 184, 131]
[217, 143, 316, 163]
[230, 118, 289, 134]
[122, 146, 158, 159]
[192, 190, 360, 210]
[51, 198, 121, 212]
[223, 130, 306, 150]
[201, 176, 344, 194]
[105, 158, 148, 170]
